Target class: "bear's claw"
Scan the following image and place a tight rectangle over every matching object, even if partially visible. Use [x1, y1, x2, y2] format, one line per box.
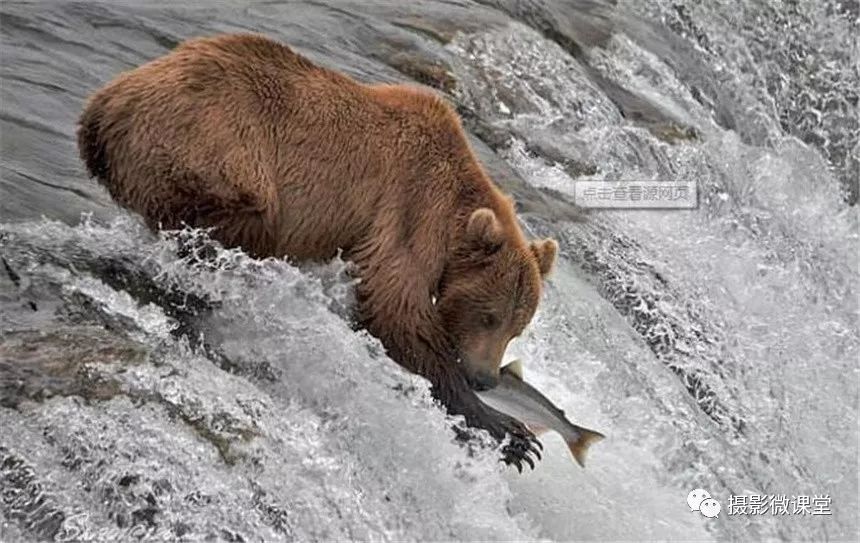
[501, 432, 543, 472]
[488, 411, 542, 471]
[443, 379, 543, 470]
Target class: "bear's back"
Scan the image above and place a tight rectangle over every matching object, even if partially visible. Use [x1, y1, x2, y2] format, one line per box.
[78, 34, 355, 233]
[132, 34, 342, 120]
[79, 33, 484, 259]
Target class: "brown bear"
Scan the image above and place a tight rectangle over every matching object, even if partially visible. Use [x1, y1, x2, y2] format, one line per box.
[77, 33, 557, 469]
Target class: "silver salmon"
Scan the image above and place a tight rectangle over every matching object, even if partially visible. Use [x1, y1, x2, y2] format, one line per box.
[476, 360, 605, 467]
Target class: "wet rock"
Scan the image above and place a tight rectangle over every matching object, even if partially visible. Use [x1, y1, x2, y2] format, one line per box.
[483, 0, 616, 60]
[456, 104, 514, 151]
[0, 326, 148, 408]
[521, 135, 599, 178]
[390, 16, 458, 44]
[646, 122, 700, 144]
[468, 133, 589, 224]
[583, 65, 692, 130]
[385, 52, 456, 93]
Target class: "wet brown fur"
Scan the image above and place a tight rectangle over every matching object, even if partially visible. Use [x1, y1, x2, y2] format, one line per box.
[77, 33, 558, 452]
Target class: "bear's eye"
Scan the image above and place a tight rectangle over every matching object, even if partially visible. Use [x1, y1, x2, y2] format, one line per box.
[480, 313, 499, 329]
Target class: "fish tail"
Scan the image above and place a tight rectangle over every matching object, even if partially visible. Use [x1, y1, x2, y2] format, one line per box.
[568, 427, 605, 468]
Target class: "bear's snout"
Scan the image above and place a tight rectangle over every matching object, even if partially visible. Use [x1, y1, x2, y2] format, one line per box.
[466, 369, 500, 391]
[460, 333, 508, 390]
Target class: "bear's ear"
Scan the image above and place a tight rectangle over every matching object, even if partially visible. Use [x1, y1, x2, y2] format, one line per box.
[466, 208, 504, 252]
[531, 238, 558, 276]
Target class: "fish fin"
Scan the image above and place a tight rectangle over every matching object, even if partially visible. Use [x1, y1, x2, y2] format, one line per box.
[568, 427, 605, 468]
[527, 424, 550, 435]
[502, 359, 524, 380]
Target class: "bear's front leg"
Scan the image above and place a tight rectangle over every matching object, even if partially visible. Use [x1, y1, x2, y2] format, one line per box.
[431, 361, 543, 470]
[352, 253, 542, 470]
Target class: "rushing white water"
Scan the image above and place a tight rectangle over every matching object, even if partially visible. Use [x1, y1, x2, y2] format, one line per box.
[2, 210, 719, 541]
[1, 1, 857, 541]
[448, 19, 858, 540]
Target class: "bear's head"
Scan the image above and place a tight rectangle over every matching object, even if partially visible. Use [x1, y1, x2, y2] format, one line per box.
[437, 207, 558, 390]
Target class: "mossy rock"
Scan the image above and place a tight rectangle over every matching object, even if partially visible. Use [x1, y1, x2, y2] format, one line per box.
[386, 52, 457, 93]
[0, 326, 149, 408]
[648, 123, 700, 143]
